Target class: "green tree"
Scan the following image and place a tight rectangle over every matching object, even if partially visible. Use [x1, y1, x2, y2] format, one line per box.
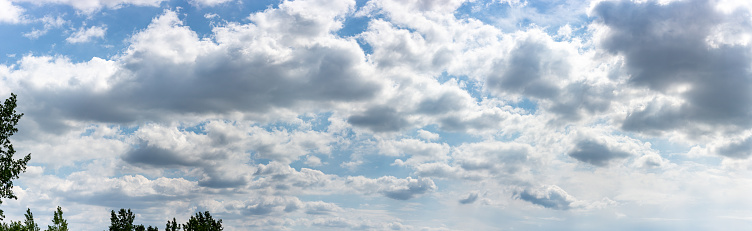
[0, 93, 31, 219]
[0, 220, 24, 231]
[146, 226, 158, 231]
[182, 211, 222, 231]
[46, 206, 67, 231]
[23, 208, 39, 231]
[109, 209, 135, 231]
[164, 218, 178, 231]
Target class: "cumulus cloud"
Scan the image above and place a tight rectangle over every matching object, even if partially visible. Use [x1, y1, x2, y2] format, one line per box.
[5, 8, 383, 134]
[0, 0, 24, 24]
[121, 122, 256, 188]
[348, 106, 409, 132]
[486, 33, 567, 100]
[593, 0, 752, 135]
[28, 172, 199, 209]
[715, 136, 752, 159]
[346, 176, 436, 200]
[379, 138, 450, 165]
[568, 139, 630, 167]
[5, 0, 752, 229]
[516, 185, 576, 210]
[453, 141, 535, 176]
[459, 191, 479, 204]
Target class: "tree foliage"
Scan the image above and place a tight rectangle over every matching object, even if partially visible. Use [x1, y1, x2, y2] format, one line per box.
[46, 207, 67, 231]
[0, 93, 31, 219]
[109, 209, 135, 231]
[23, 209, 39, 231]
[182, 211, 222, 231]
[165, 218, 178, 231]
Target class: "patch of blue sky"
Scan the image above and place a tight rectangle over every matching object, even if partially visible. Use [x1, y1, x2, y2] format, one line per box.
[0, 3, 78, 63]
[297, 112, 333, 131]
[293, 141, 412, 179]
[454, 0, 518, 30]
[188, 0, 280, 23]
[456, 0, 592, 34]
[178, 121, 209, 135]
[355, 36, 374, 55]
[164, 0, 280, 39]
[118, 124, 140, 136]
[510, 97, 538, 114]
[1, 0, 286, 64]
[38, 159, 95, 178]
[80, 126, 97, 137]
[337, 15, 370, 37]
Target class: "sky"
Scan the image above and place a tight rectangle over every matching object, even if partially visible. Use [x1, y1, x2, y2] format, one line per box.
[0, 0, 752, 230]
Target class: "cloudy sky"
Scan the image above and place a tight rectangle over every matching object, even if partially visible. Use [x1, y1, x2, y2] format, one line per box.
[1, 0, 752, 230]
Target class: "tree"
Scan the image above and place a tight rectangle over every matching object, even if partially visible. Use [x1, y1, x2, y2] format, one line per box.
[23, 208, 39, 231]
[0, 93, 31, 219]
[146, 226, 158, 231]
[0, 220, 24, 230]
[109, 209, 135, 231]
[164, 218, 178, 231]
[46, 206, 67, 231]
[182, 211, 222, 231]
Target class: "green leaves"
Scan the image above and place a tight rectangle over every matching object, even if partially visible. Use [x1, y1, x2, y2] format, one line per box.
[109, 209, 135, 231]
[0, 93, 30, 220]
[23, 208, 40, 231]
[46, 207, 67, 231]
[182, 211, 222, 231]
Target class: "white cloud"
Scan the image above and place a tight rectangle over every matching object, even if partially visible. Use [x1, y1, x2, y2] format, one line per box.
[0, 0, 24, 24]
[304, 155, 323, 166]
[23, 15, 67, 39]
[346, 176, 437, 200]
[66, 25, 107, 43]
[379, 138, 450, 165]
[3, 0, 752, 230]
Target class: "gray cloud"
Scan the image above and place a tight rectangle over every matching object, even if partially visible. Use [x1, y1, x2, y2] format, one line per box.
[381, 178, 435, 200]
[346, 176, 437, 200]
[120, 123, 255, 189]
[548, 81, 615, 122]
[458, 192, 478, 204]
[348, 106, 409, 132]
[568, 140, 630, 167]
[416, 91, 468, 114]
[716, 137, 752, 159]
[487, 37, 565, 99]
[122, 141, 197, 168]
[516, 185, 575, 210]
[13, 10, 382, 135]
[593, 0, 752, 134]
[245, 198, 297, 216]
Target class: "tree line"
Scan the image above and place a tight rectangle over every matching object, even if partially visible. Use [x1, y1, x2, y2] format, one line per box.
[0, 207, 223, 231]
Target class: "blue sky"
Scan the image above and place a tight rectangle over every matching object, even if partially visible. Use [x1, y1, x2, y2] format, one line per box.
[1, 0, 752, 230]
